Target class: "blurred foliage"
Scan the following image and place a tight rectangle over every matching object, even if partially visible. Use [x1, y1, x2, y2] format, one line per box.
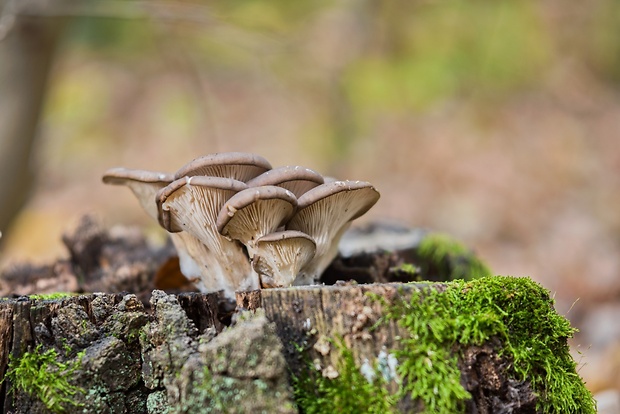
[591, 1, 620, 82]
[345, 1, 551, 113]
[44, 0, 620, 170]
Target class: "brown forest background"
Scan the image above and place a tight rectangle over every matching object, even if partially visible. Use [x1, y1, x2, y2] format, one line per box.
[1, 0, 619, 396]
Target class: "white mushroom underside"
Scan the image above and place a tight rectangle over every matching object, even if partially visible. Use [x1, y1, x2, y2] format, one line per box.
[162, 185, 255, 295]
[278, 181, 322, 198]
[184, 165, 267, 182]
[126, 181, 168, 221]
[222, 199, 295, 256]
[253, 240, 315, 287]
[288, 189, 376, 281]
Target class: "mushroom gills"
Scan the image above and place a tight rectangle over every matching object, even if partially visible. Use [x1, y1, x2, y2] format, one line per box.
[287, 180, 380, 284]
[216, 186, 298, 258]
[246, 165, 324, 198]
[158, 176, 256, 297]
[253, 230, 316, 288]
[173, 152, 272, 181]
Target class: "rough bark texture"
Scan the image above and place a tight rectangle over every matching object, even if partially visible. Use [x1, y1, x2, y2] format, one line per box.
[0, 285, 541, 413]
[0, 291, 296, 414]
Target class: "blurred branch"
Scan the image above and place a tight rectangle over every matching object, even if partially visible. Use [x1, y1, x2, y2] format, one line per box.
[2, 0, 279, 50]
[14, 0, 217, 24]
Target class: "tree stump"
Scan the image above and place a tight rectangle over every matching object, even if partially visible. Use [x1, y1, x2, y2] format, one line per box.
[0, 277, 596, 413]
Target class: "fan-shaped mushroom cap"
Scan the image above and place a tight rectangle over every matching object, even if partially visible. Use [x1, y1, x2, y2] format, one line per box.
[246, 166, 324, 198]
[102, 168, 173, 220]
[287, 180, 380, 284]
[157, 176, 248, 233]
[158, 176, 255, 296]
[173, 152, 272, 182]
[253, 230, 316, 288]
[216, 186, 298, 257]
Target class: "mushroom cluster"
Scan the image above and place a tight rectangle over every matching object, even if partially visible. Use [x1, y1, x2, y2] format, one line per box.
[103, 152, 380, 298]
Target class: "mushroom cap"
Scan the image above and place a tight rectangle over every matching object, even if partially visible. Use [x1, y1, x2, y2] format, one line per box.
[157, 176, 248, 233]
[253, 230, 316, 288]
[287, 180, 380, 282]
[246, 166, 324, 198]
[102, 167, 173, 220]
[216, 186, 298, 254]
[173, 152, 272, 181]
[102, 167, 174, 185]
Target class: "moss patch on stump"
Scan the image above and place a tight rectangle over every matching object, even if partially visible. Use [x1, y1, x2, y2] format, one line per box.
[293, 276, 596, 414]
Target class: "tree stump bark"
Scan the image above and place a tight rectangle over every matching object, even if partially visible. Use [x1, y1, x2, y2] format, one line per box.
[0, 277, 595, 413]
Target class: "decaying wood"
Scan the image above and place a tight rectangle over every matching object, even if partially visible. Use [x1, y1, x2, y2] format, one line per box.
[0, 290, 296, 414]
[0, 280, 579, 414]
[256, 283, 537, 413]
[259, 283, 416, 375]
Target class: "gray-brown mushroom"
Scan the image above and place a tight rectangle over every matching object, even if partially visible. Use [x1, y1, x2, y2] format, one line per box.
[286, 180, 380, 285]
[252, 230, 316, 288]
[216, 185, 298, 258]
[173, 152, 272, 182]
[103, 154, 382, 294]
[246, 165, 324, 197]
[102, 167, 173, 220]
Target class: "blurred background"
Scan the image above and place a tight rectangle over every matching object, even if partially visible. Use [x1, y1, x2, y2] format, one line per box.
[1, 0, 619, 401]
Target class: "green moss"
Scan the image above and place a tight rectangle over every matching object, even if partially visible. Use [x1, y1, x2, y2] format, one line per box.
[292, 276, 595, 414]
[417, 233, 492, 280]
[293, 338, 395, 414]
[29, 292, 77, 301]
[4, 344, 85, 413]
[384, 276, 596, 413]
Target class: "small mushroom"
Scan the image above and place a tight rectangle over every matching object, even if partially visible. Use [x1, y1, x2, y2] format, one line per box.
[173, 152, 272, 182]
[252, 230, 316, 288]
[216, 186, 298, 258]
[286, 180, 380, 284]
[246, 166, 324, 197]
[158, 176, 256, 296]
[102, 167, 173, 220]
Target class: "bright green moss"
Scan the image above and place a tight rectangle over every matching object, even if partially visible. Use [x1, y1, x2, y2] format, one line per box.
[292, 276, 596, 414]
[4, 345, 85, 413]
[385, 276, 596, 413]
[293, 338, 395, 414]
[29, 292, 77, 301]
[417, 233, 492, 280]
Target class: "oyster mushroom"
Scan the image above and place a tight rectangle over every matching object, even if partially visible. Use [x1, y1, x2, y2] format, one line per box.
[252, 230, 316, 288]
[286, 180, 380, 285]
[246, 166, 324, 197]
[158, 176, 256, 297]
[173, 152, 272, 182]
[102, 168, 215, 291]
[216, 186, 298, 258]
[102, 167, 173, 220]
